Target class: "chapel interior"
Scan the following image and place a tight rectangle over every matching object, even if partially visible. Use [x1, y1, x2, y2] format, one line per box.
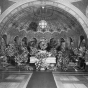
[0, 0, 88, 88]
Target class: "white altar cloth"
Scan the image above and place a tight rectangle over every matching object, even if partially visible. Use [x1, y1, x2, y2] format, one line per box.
[30, 57, 56, 63]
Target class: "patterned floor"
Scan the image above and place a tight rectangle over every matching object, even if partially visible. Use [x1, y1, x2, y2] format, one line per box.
[53, 72, 88, 88]
[0, 71, 88, 88]
[0, 71, 32, 88]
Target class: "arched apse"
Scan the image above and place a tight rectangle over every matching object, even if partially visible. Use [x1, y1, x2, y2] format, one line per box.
[0, 0, 88, 36]
[0, 0, 88, 48]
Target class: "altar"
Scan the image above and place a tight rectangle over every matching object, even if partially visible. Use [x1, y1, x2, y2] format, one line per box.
[30, 57, 56, 63]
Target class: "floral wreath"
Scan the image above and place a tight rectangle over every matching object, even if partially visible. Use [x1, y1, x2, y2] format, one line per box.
[39, 38, 47, 50]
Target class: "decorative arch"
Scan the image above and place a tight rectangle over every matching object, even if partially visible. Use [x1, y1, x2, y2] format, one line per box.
[0, 0, 88, 37]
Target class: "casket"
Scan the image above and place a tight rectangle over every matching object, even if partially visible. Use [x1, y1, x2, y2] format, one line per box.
[30, 57, 56, 63]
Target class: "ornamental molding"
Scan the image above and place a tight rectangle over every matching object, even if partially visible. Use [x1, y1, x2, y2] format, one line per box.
[9, 0, 82, 3]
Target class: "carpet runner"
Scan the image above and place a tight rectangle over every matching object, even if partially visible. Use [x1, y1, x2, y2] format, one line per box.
[26, 71, 57, 88]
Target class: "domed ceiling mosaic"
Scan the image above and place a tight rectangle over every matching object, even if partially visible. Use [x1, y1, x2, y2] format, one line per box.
[0, 4, 87, 47]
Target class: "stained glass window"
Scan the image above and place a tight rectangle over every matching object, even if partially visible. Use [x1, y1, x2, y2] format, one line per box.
[39, 20, 47, 29]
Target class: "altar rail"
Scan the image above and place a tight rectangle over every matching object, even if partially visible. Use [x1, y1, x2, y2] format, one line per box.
[30, 57, 56, 63]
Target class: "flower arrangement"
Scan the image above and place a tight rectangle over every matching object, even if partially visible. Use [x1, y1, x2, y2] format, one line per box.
[15, 47, 28, 65]
[30, 47, 38, 55]
[35, 52, 49, 60]
[6, 44, 16, 57]
[35, 50, 49, 70]
[57, 51, 70, 71]
[35, 59, 49, 70]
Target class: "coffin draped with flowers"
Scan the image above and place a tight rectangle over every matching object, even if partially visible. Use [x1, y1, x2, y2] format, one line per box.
[30, 50, 56, 70]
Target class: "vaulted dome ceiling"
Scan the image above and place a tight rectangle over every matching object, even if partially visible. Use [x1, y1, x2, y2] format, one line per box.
[4, 5, 84, 33]
[1, 4, 87, 46]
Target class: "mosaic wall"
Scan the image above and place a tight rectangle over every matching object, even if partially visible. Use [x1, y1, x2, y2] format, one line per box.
[0, 0, 88, 48]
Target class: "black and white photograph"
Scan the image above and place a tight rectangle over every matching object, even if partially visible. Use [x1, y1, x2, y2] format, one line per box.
[0, 0, 88, 88]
